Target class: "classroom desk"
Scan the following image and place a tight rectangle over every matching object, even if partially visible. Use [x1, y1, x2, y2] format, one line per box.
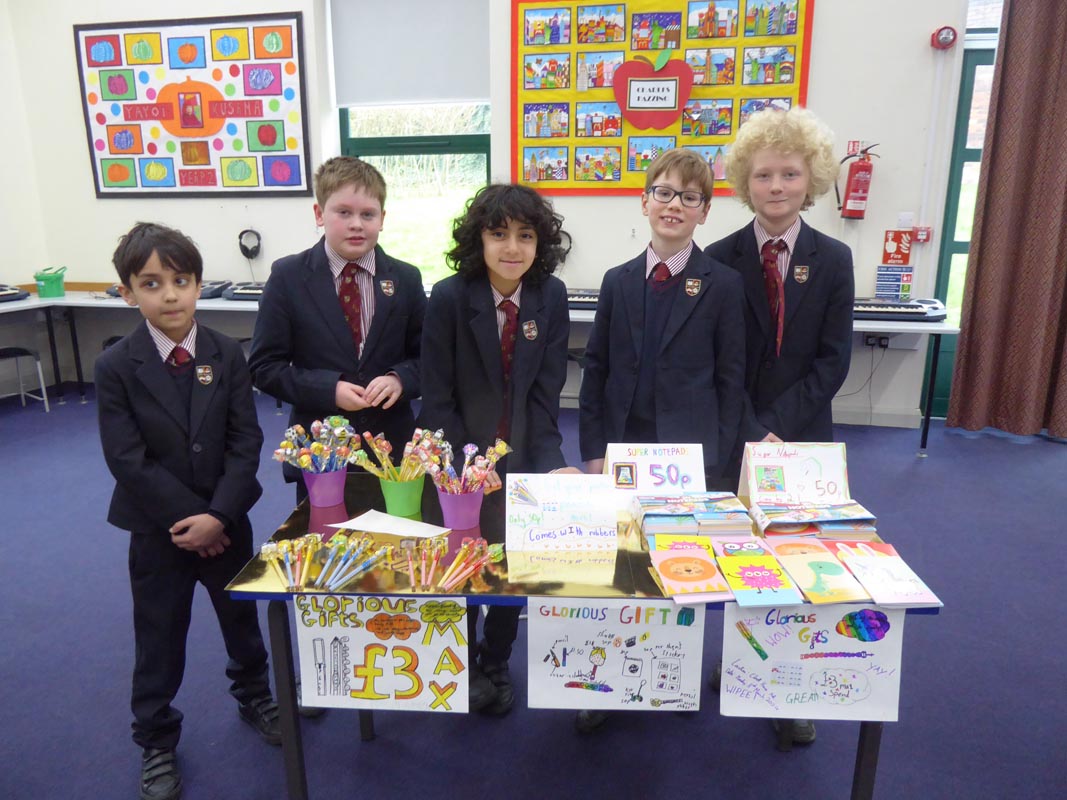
[229, 473, 934, 800]
[851, 319, 960, 455]
[4, 293, 956, 454]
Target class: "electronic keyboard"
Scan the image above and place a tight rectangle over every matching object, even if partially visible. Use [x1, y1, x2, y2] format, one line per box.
[567, 288, 599, 310]
[199, 280, 233, 299]
[853, 297, 947, 322]
[0, 284, 30, 302]
[222, 282, 265, 301]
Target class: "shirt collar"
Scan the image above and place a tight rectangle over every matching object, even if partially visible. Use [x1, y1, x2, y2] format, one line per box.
[491, 281, 523, 309]
[645, 241, 694, 278]
[326, 241, 377, 280]
[753, 217, 801, 255]
[147, 319, 197, 361]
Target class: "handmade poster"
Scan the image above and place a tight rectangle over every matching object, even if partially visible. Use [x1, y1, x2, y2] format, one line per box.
[505, 473, 618, 551]
[512, 0, 814, 195]
[528, 598, 705, 710]
[604, 442, 706, 493]
[74, 13, 312, 197]
[293, 594, 470, 712]
[738, 441, 852, 506]
[720, 603, 906, 721]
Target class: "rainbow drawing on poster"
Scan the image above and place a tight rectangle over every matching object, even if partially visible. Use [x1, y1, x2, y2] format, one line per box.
[74, 12, 311, 197]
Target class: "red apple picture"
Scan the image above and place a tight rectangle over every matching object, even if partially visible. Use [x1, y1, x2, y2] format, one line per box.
[257, 124, 278, 147]
[611, 50, 693, 131]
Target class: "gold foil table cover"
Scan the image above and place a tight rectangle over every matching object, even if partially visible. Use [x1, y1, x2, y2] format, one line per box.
[228, 473, 663, 602]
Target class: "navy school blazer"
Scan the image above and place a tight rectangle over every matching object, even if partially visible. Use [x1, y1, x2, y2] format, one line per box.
[578, 246, 746, 479]
[419, 272, 569, 474]
[248, 239, 425, 474]
[704, 218, 855, 445]
[95, 321, 263, 535]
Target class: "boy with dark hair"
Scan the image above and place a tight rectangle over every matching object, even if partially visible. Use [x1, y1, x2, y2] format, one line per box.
[96, 222, 279, 800]
[248, 156, 426, 498]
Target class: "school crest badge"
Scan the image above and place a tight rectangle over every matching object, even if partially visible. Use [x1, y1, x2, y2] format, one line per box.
[196, 366, 213, 385]
[794, 266, 810, 284]
[685, 278, 701, 296]
[380, 280, 395, 296]
[523, 321, 538, 340]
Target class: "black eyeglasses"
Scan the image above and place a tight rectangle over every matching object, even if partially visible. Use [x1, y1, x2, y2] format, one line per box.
[648, 185, 706, 208]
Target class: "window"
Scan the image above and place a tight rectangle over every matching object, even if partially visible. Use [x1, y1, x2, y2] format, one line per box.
[340, 103, 491, 286]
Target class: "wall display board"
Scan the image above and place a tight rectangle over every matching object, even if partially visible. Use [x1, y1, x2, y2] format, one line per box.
[720, 602, 905, 721]
[293, 594, 471, 713]
[511, 0, 814, 194]
[73, 12, 312, 197]
[528, 598, 705, 710]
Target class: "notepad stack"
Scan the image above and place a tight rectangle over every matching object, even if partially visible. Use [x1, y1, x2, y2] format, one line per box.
[634, 492, 754, 549]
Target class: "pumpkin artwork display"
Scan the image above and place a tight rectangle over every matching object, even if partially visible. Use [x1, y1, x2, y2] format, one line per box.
[226, 159, 253, 182]
[106, 162, 131, 182]
[130, 38, 154, 62]
[143, 161, 169, 182]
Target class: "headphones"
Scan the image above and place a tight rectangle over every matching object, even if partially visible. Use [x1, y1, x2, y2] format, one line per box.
[238, 228, 261, 259]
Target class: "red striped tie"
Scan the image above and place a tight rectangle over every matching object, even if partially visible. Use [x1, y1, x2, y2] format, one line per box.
[761, 240, 786, 356]
[497, 299, 519, 440]
[339, 262, 363, 354]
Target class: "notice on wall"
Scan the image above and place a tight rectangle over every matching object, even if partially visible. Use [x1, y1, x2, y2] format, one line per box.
[720, 603, 905, 721]
[528, 598, 705, 710]
[293, 594, 470, 713]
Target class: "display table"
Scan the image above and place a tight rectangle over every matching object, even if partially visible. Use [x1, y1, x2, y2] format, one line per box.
[228, 473, 934, 800]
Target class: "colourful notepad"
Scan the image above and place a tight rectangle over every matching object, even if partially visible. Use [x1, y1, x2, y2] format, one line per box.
[776, 553, 870, 604]
[649, 549, 733, 602]
[841, 552, 943, 608]
[717, 554, 805, 607]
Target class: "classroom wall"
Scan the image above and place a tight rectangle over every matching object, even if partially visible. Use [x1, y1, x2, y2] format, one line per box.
[1, 0, 969, 427]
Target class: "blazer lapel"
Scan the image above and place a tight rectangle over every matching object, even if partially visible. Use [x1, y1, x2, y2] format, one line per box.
[619, 257, 646, 358]
[510, 280, 548, 417]
[468, 277, 506, 404]
[783, 219, 817, 331]
[660, 249, 711, 353]
[304, 239, 359, 360]
[131, 324, 188, 433]
[188, 328, 220, 440]
[737, 223, 774, 342]
[358, 247, 396, 365]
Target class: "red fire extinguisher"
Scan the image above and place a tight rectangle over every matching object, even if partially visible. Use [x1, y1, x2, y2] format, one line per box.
[837, 144, 879, 219]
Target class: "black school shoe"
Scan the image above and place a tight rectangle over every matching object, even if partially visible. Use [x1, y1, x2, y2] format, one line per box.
[140, 747, 181, 800]
[480, 660, 514, 716]
[238, 694, 282, 745]
[771, 718, 817, 744]
[468, 664, 497, 712]
[575, 709, 610, 733]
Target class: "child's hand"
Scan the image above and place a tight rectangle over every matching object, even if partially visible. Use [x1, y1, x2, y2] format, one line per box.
[335, 380, 370, 411]
[583, 458, 605, 475]
[170, 514, 231, 558]
[553, 466, 584, 475]
[363, 374, 402, 409]
[761, 431, 783, 443]
[483, 468, 503, 494]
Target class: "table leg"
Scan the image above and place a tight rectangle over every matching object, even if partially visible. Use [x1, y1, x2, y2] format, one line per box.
[43, 308, 65, 404]
[359, 710, 376, 742]
[66, 308, 87, 403]
[918, 333, 942, 457]
[269, 600, 309, 800]
[851, 720, 883, 800]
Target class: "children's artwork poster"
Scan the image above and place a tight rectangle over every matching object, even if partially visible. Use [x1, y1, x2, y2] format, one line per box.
[604, 441, 706, 493]
[73, 13, 312, 198]
[738, 441, 851, 506]
[293, 594, 470, 712]
[528, 598, 705, 710]
[506, 473, 619, 551]
[720, 603, 905, 721]
[512, 0, 814, 195]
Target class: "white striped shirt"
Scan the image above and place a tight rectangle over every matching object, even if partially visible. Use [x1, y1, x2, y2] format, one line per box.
[325, 243, 377, 355]
[491, 283, 523, 339]
[147, 320, 197, 362]
[753, 217, 802, 280]
[645, 240, 694, 278]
